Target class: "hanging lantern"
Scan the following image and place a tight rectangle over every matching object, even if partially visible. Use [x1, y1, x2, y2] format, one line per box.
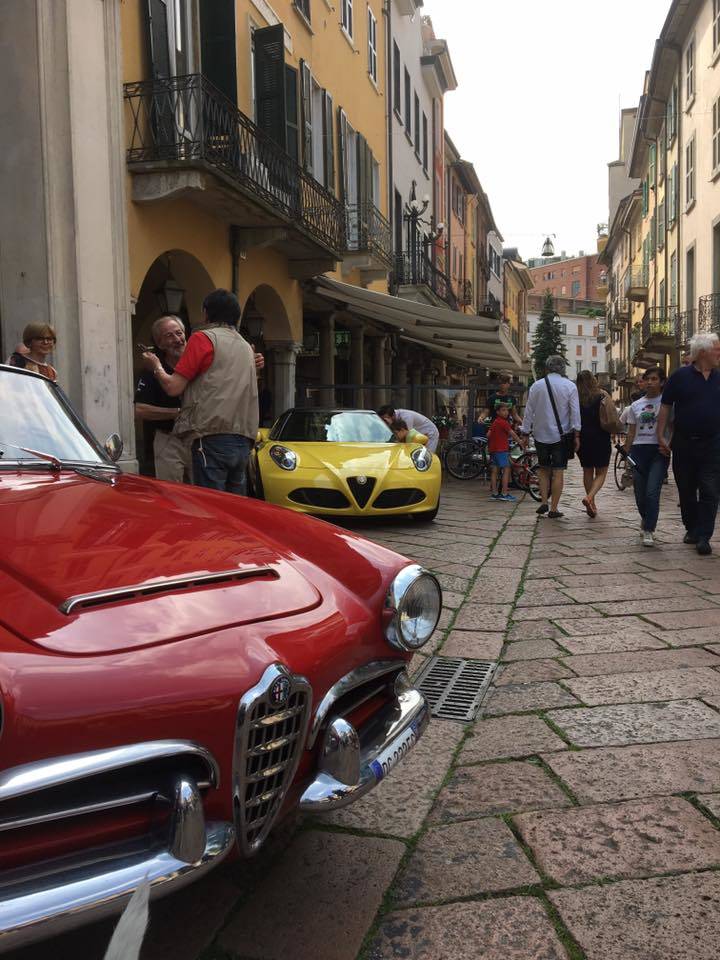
[541, 236, 555, 258]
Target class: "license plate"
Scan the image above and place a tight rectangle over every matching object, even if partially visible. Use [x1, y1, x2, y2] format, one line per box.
[369, 710, 427, 782]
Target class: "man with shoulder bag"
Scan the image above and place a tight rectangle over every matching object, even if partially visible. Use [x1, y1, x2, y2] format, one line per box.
[520, 355, 581, 518]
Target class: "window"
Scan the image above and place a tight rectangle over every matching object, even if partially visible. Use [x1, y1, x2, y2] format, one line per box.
[668, 162, 678, 225]
[641, 175, 649, 217]
[592, 345, 597, 358]
[341, 0, 353, 38]
[414, 93, 420, 157]
[422, 113, 428, 171]
[686, 136, 696, 207]
[561, 285, 567, 295]
[659, 130, 667, 182]
[686, 39, 695, 102]
[571, 280, 581, 297]
[300, 61, 312, 173]
[284, 66, 300, 163]
[561, 323, 567, 334]
[667, 83, 678, 146]
[392, 43, 401, 116]
[404, 68, 411, 135]
[714, 0, 720, 55]
[367, 8, 377, 83]
[658, 201, 665, 249]
[592, 361, 598, 374]
[576, 360, 582, 374]
[294, 0, 311, 22]
[649, 143, 656, 188]
[714, 96, 720, 174]
[577, 325, 583, 336]
[670, 251, 678, 308]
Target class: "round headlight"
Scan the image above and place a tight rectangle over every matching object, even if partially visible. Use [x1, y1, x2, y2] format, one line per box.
[385, 564, 442, 651]
[411, 447, 432, 472]
[269, 445, 298, 471]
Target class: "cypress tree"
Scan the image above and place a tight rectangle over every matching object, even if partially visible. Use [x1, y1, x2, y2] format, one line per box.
[531, 292, 567, 379]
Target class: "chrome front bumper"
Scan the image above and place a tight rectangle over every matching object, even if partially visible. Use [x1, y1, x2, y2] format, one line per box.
[299, 680, 430, 812]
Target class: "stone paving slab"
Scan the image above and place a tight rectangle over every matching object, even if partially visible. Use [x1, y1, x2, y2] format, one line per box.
[516, 588, 577, 607]
[515, 796, 720, 884]
[642, 608, 720, 630]
[558, 647, 720, 676]
[502, 638, 567, 661]
[483, 681, 580, 716]
[392, 818, 540, 906]
[217, 831, 404, 960]
[595, 597, 719, 616]
[543, 738, 720, 802]
[459, 714, 568, 763]
[550, 872, 720, 960]
[430, 760, 572, 822]
[662, 626, 720, 646]
[546, 699, 720, 748]
[438, 630, 504, 659]
[507, 620, 566, 641]
[512, 603, 590, 621]
[696, 793, 720, 818]
[453, 603, 513, 631]
[370, 898, 568, 960]
[324, 718, 464, 838]
[553, 615, 651, 635]
[563, 666, 720, 706]
[561, 583, 700, 604]
[556, 631, 669, 655]
[495, 659, 575, 685]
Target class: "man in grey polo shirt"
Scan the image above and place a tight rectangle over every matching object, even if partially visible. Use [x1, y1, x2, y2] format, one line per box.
[520, 355, 581, 519]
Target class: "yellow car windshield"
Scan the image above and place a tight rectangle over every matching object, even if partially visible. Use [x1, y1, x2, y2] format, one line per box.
[275, 411, 395, 443]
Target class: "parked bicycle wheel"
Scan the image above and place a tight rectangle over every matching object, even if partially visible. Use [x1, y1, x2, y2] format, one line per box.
[613, 447, 632, 490]
[513, 454, 542, 501]
[445, 439, 487, 480]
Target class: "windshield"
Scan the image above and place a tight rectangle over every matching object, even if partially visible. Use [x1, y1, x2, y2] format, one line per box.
[0, 368, 107, 465]
[275, 411, 395, 443]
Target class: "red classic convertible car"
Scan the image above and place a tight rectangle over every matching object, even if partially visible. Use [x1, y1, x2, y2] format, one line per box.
[0, 364, 441, 951]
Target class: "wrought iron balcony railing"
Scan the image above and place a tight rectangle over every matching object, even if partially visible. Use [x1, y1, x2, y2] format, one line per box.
[124, 74, 345, 256]
[675, 309, 697, 349]
[345, 201, 393, 266]
[391, 252, 459, 311]
[641, 306, 676, 342]
[457, 279, 473, 307]
[623, 267, 649, 298]
[478, 298, 502, 320]
[630, 323, 643, 362]
[699, 294, 720, 333]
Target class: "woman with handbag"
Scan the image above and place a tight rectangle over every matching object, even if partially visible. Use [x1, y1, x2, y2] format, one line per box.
[576, 370, 619, 517]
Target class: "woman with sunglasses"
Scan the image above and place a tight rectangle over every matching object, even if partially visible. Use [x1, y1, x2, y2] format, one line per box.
[8, 323, 57, 381]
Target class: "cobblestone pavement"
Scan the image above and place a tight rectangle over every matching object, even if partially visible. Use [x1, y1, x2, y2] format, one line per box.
[12, 467, 720, 960]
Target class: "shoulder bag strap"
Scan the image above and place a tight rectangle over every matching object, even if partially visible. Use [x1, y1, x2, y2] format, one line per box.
[544, 376, 565, 441]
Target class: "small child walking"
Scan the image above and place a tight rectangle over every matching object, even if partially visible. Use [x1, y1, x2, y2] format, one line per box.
[487, 403, 521, 502]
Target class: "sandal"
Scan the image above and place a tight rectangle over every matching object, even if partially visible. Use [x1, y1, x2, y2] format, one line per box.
[547, 510, 564, 519]
[582, 497, 597, 518]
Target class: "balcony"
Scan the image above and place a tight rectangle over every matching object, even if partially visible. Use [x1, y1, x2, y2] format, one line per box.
[597, 322, 607, 343]
[124, 74, 345, 275]
[391, 252, 459, 311]
[675, 309, 697, 351]
[629, 323, 644, 366]
[478, 296, 502, 320]
[699, 294, 720, 333]
[457, 279, 474, 307]
[342, 201, 393, 282]
[623, 267, 649, 303]
[630, 307, 676, 368]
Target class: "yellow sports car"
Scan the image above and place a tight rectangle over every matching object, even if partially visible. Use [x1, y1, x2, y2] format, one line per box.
[250, 409, 441, 520]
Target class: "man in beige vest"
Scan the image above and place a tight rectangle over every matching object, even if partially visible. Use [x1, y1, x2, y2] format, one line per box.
[143, 289, 259, 495]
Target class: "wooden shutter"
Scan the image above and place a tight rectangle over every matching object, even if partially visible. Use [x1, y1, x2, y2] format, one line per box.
[145, 0, 171, 79]
[322, 91, 335, 193]
[254, 24, 286, 148]
[200, 0, 237, 103]
[300, 60, 313, 174]
[337, 108, 349, 202]
[285, 65, 300, 163]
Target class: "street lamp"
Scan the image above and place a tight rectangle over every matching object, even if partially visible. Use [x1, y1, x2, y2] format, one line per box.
[155, 256, 185, 315]
[403, 181, 440, 283]
[541, 235, 556, 259]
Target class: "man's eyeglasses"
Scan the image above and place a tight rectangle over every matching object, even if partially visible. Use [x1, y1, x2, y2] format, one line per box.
[33, 337, 56, 344]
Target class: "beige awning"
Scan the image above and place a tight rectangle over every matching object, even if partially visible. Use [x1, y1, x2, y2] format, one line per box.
[309, 276, 525, 369]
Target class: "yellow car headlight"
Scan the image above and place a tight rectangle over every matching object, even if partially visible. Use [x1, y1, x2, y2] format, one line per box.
[269, 445, 298, 471]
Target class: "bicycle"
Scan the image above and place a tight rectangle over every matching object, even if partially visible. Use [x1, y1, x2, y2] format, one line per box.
[613, 443, 634, 491]
[444, 436, 541, 501]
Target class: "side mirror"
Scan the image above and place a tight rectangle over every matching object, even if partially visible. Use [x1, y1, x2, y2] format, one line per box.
[256, 428, 270, 444]
[104, 433, 123, 462]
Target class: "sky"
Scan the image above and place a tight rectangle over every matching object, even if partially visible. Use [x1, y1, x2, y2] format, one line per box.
[427, 0, 669, 261]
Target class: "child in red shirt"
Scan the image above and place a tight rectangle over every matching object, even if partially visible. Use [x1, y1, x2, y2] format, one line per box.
[487, 403, 521, 502]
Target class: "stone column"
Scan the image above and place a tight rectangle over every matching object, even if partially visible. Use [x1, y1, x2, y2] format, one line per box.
[350, 324, 364, 408]
[266, 341, 302, 418]
[372, 334, 388, 408]
[393, 352, 409, 409]
[318, 314, 336, 407]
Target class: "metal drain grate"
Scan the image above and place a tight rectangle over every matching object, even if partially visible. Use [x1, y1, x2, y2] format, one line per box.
[415, 657, 496, 722]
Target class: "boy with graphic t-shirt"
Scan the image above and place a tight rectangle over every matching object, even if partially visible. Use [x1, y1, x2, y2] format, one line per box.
[488, 374, 521, 426]
[624, 367, 670, 547]
[487, 404, 521, 502]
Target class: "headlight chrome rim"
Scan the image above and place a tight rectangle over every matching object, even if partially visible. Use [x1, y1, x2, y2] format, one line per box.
[411, 447, 432, 472]
[385, 564, 442, 652]
[269, 445, 298, 471]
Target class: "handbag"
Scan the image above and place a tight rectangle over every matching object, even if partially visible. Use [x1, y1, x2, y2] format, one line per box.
[598, 392, 621, 434]
[544, 376, 576, 461]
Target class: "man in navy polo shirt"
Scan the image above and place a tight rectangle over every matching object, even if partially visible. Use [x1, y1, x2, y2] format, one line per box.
[657, 332, 720, 555]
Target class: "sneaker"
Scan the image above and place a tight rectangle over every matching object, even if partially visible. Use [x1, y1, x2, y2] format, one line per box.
[500, 494, 517, 502]
[536, 503, 549, 515]
[683, 532, 699, 545]
[697, 540, 713, 556]
[547, 510, 564, 519]
[642, 531, 655, 547]
[488, 493, 501, 500]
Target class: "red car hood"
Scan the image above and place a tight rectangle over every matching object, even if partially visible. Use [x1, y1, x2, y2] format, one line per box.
[0, 472, 325, 655]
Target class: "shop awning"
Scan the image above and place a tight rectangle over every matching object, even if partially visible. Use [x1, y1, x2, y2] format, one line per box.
[308, 276, 526, 369]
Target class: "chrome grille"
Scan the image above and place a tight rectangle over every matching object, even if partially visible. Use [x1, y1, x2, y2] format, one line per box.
[234, 665, 311, 856]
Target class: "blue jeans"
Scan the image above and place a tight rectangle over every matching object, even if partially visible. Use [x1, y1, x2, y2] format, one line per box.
[631, 444, 668, 532]
[671, 433, 720, 541]
[191, 434, 251, 495]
